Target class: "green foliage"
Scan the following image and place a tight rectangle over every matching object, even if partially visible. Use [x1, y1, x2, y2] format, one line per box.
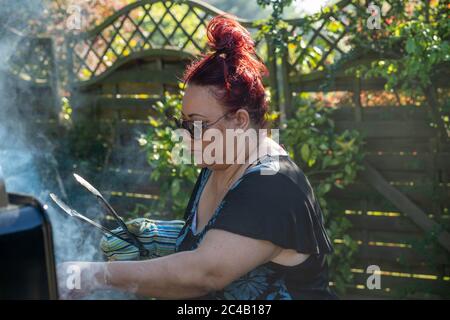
[350, 2, 449, 97]
[255, 0, 293, 53]
[360, 4, 450, 158]
[340, 1, 450, 296]
[281, 94, 364, 294]
[58, 97, 113, 170]
[140, 92, 200, 218]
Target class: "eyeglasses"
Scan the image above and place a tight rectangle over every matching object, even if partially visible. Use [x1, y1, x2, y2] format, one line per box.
[172, 111, 233, 139]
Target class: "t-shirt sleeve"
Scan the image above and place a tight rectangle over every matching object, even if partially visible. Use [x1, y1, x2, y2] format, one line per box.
[210, 171, 333, 255]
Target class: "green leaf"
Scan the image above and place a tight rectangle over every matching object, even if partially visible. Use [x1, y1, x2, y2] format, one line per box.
[307, 158, 316, 167]
[344, 164, 352, 175]
[149, 116, 159, 128]
[406, 38, 417, 54]
[322, 183, 332, 194]
[171, 179, 180, 196]
[301, 144, 310, 162]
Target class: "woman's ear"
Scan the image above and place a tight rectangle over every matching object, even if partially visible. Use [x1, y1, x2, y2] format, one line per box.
[233, 109, 251, 130]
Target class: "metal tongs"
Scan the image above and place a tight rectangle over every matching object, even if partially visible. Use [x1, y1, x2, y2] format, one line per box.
[50, 173, 149, 258]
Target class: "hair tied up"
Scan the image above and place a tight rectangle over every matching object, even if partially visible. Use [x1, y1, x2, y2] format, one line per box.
[183, 14, 269, 128]
[207, 14, 255, 58]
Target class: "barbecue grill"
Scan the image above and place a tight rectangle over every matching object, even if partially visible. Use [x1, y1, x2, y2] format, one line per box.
[0, 171, 58, 299]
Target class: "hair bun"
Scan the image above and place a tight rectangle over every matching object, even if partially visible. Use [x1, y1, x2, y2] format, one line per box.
[183, 14, 269, 128]
[207, 14, 255, 57]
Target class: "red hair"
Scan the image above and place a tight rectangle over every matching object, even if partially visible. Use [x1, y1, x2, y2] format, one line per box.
[182, 14, 269, 127]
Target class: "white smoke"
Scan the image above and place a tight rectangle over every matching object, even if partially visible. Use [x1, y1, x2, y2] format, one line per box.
[0, 0, 135, 299]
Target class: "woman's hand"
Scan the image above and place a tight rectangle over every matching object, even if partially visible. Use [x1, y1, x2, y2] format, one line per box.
[57, 261, 107, 299]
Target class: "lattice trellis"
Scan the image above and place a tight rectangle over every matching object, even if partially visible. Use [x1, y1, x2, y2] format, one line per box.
[6, 36, 54, 84]
[3, 0, 412, 86]
[67, 0, 265, 83]
[285, 0, 397, 75]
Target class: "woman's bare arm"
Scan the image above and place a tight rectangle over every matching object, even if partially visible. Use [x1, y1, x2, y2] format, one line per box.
[60, 229, 282, 299]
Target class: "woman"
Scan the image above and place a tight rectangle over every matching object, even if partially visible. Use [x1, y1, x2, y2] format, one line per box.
[59, 14, 336, 300]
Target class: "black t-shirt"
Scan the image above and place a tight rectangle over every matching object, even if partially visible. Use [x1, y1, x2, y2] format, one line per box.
[175, 154, 337, 299]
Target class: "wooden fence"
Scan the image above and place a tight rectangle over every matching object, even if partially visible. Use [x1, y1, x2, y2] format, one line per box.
[6, 0, 450, 299]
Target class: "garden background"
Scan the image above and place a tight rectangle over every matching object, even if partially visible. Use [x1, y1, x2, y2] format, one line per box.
[0, 0, 449, 299]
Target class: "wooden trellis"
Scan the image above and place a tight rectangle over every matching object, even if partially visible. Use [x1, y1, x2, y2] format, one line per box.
[6, 32, 55, 84]
[2, 28, 58, 119]
[66, 0, 266, 85]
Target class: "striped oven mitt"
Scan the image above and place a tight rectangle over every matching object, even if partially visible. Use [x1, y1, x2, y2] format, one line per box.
[100, 218, 185, 261]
